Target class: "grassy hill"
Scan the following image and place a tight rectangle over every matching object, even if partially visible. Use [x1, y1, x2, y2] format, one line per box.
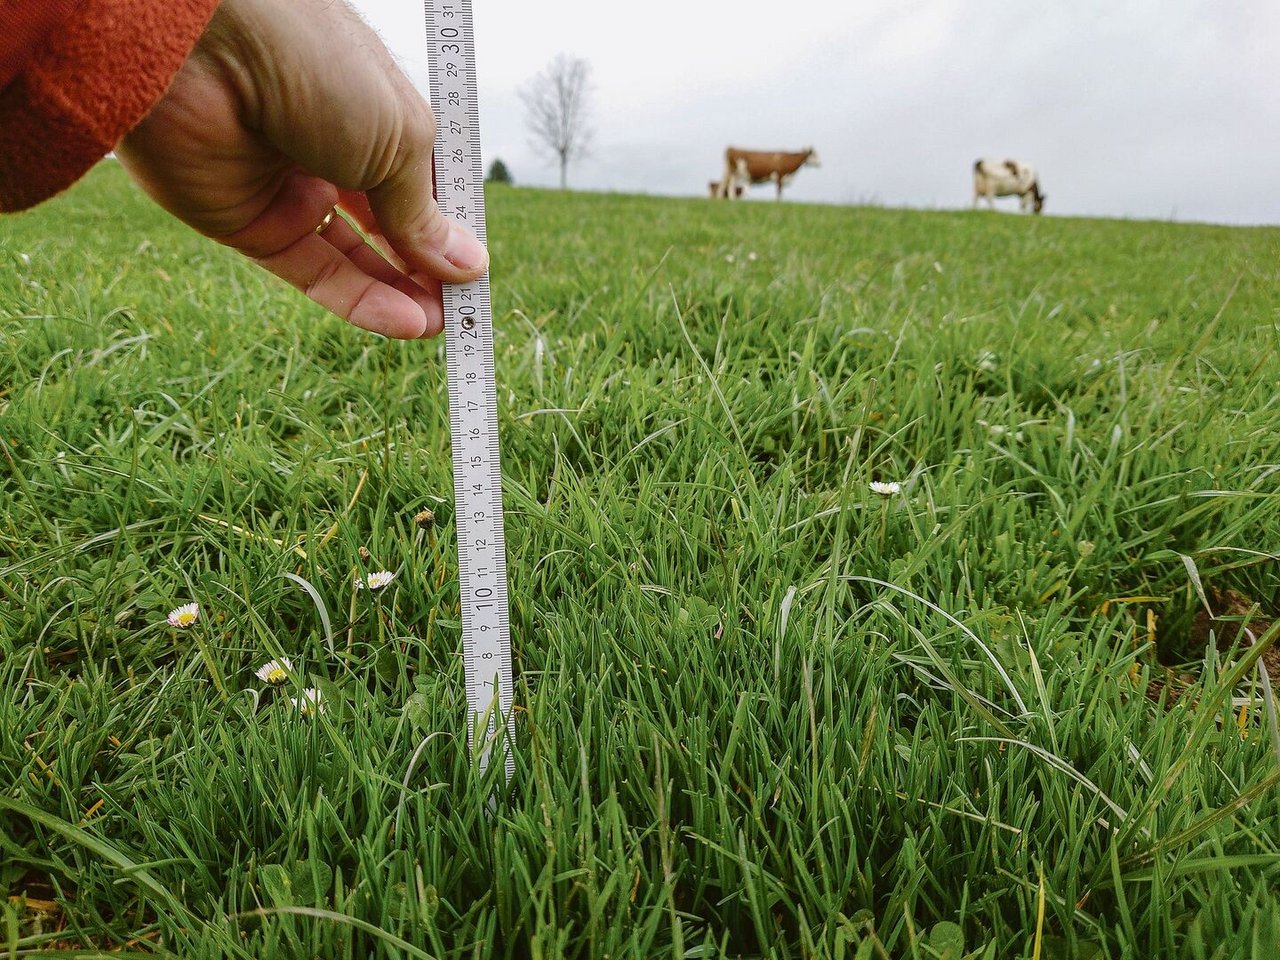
[2, 163, 1279, 958]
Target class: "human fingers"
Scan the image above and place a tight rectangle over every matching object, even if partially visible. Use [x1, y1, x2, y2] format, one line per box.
[336, 189, 379, 236]
[318, 211, 444, 335]
[185, 0, 488, 287]
[253, 230, 432, 339]
[205, 173, 435, 338]
[332, 194, 450, 335]
[334, 189, 413, 275]
[364, 108, 489, 287]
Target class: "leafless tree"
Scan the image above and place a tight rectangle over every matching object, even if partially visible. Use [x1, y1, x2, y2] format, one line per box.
[519, 54, 593, 190]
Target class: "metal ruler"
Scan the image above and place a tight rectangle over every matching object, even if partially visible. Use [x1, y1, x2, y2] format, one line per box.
[424, 0, 513, 780]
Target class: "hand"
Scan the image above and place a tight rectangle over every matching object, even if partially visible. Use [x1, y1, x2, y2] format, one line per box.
[115, 0, 487, 339]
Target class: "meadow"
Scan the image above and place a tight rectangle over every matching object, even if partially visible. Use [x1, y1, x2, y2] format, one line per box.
[2, 163, 1279, 959]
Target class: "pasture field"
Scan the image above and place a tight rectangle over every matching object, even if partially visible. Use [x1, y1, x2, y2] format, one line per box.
[2, 163, 1279, 959]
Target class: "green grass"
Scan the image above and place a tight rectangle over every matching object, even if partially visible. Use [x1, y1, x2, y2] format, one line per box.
[2, 162, 1279, 959]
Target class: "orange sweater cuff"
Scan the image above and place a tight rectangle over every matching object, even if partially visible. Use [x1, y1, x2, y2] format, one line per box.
[0, 0, 79, 89]
[0, 0, 221, 212]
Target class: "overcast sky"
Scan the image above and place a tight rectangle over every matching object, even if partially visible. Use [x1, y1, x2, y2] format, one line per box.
[352, 0, 1279, 225]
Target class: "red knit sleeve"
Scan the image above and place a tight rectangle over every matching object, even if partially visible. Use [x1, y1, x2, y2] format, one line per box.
[0, 0, 221, 212]
[0, 0, 78, 89]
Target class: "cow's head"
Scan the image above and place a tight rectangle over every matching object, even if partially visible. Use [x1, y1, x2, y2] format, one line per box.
[804, 147, 821, 168]
[1031, 182, 1045, 214]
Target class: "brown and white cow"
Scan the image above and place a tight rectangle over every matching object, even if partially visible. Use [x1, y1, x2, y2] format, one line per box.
[719, 147, 820, 200]
[708, 179, 744, 199]
[973, 158, 1045, 213]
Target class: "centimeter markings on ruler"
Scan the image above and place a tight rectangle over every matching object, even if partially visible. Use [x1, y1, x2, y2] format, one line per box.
[424, 0, 514, 780]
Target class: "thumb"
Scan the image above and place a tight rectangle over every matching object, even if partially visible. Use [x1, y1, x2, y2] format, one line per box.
[366, 106, 488, 285]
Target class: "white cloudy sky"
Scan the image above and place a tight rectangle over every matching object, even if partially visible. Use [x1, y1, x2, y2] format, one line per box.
[352, 0, 1280, 225]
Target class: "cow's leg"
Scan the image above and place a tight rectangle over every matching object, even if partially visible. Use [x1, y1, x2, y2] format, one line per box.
[772, 171, 782, 200]
[734, 158, 750, 200]
[719, 161, 734, 198]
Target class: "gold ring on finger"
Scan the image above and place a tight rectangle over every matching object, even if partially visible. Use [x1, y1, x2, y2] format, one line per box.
[314, 207, 339, 235]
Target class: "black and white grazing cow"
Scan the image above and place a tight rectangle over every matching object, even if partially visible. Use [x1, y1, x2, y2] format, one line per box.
[973, 158, 1045, 214]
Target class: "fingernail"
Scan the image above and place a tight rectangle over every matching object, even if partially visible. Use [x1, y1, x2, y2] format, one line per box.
[446, 225, 488, 272]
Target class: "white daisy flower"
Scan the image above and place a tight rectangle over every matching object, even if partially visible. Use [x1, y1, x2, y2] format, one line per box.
[255, 658, 292, 685]
[724, 254, 736, 263]
[976, 349, 998, 373]
[358, 570, 396, 591]
[869, 481, 901, 496]
[978, 419, 1025, 442]
[290, 688, 324, 718]
[167, 603, 199, 629]
[747, 251, 758, 262]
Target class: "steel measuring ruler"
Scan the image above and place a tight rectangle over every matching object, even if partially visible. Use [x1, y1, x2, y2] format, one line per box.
[424, 0, 514, 779]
